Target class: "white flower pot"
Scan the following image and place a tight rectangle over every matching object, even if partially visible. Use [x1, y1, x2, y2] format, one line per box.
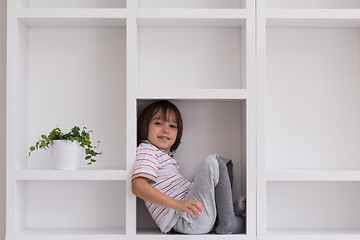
[51, 140, 84, 170]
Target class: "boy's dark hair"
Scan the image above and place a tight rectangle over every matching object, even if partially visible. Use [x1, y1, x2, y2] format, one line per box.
[138, 100, 183, 152]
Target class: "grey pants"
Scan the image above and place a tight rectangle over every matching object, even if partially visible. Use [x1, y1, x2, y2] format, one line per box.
[172, 154, 220, 234]
[214, 155, 245, 234]
[172, 154, 245, 234]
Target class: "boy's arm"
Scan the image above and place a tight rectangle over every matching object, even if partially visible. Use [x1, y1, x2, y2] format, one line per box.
[132, 177, 204, 218]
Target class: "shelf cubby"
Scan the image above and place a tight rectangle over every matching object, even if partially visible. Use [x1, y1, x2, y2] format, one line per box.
[137, 99, 247, 196]
[16, 180, 126, 236]
[137, 23, 246, 90]
[14, 21, 126, 170]
[267, 181, 360, 234]
[265, 26, 360, 170]
[136, 99, 248, 233]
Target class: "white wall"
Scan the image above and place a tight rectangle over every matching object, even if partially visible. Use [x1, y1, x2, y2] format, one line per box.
[0, 0, 6, 239]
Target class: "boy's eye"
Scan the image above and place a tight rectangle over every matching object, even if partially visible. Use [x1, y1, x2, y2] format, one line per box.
[170, 125, 177, 129]
[155, 122, 162, 126]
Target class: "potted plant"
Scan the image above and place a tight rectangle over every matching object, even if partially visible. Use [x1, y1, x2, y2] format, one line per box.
[28, 126, 102, 169]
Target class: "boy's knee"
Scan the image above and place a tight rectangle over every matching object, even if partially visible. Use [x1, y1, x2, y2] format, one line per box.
[203, 154, 219, 170]
[201, 154, 220, 185]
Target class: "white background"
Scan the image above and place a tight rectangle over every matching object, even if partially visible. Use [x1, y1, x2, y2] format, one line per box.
[0, 0, 6, 239]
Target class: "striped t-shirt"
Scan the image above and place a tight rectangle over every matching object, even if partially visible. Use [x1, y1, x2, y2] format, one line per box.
[132, 142, 191, 233]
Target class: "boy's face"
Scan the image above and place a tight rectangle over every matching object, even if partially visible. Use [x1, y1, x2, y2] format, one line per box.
[147, 110, 178, 154]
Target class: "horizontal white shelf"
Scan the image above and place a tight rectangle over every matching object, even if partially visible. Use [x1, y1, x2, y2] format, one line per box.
[267, 169, 360, 181]
[17, 8, 126, 26]
[137, 89, 247, 100]
[15, 8, 249, 27]
[11, 231, 247, 240]
[12, 228, 249, 240]
[266, 9, 360, 27]
[137, 229, 247, 239]
[135, 235, 248, 239]
[137, 8, 247, 18]
[15, 169, 127, 181]
[10, 228, 126, 240]
[265, 229, 360, 240]
[137, 9, 247, 27]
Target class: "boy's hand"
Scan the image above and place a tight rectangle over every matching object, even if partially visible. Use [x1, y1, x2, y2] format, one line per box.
[174, 199, 204, 218]
[132, 177, 204, 218]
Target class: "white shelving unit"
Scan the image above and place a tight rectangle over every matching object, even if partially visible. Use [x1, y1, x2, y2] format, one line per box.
[7, 0, 256, 240]
[257, 0, 360, 240]
[11, 0, 360, 239]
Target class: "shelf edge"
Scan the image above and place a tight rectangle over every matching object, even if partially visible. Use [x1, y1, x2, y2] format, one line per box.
[17, 8, 127, 19]
[137, 8, 247, 19]
[136, 89, 247, 100]
[15, 169, 127, 181]
[266, 9, 360, 19]
[266, 169, 360, 181]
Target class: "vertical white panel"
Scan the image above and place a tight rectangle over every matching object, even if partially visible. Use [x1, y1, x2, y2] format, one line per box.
[256, 0, 268, 236]
[15, 22, 28, 170]
[1, 0, 7, 238]
[244, 0, 256, 236]
[16, 181, 27, 232]
[126, 0, 138, 235]
[7, 0, 19, 235]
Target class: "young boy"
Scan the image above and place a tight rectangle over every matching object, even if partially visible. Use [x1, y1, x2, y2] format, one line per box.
[132, 100, 245, 234]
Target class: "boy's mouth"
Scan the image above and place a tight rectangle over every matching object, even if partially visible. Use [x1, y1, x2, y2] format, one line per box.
[158, 136, 170, 140]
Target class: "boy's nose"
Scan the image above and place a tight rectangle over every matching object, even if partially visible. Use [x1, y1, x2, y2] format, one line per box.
[162, 125, 169, 133]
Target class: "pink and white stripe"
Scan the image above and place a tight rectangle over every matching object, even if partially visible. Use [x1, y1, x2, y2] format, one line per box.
[132, 142, 191, 233]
